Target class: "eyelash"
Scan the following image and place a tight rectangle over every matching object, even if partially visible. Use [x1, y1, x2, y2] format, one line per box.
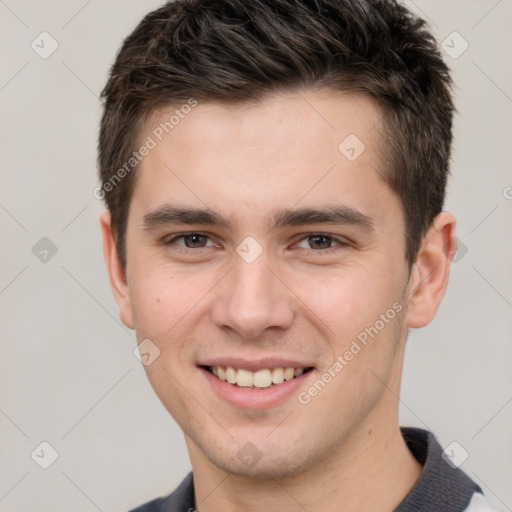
[163, 232, 349, 254]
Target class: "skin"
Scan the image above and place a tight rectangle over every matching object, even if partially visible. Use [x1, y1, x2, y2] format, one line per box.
[101, 89, 456, 512]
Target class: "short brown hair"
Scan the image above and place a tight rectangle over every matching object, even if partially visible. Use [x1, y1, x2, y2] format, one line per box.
[98, 0, 454, 269]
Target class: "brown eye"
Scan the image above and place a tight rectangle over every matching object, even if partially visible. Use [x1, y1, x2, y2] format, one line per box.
[308, 235, 333, 250]
[165, 233, 216, 249]
[182, 234, 209, 248]
[294, 233, 348, 252]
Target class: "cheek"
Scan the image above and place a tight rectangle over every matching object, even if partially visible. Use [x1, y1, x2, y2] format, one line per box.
[128, 265, 217, 342]
[295, 267, 398, 337]
[295, 265, 405, 389]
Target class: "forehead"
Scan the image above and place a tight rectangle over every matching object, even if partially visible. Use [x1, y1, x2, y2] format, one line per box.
[144, 89, 383, 158]
[132, 89, 399, 231]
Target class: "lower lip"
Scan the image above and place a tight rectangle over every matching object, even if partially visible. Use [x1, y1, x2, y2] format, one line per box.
[201, 368, 314, 409]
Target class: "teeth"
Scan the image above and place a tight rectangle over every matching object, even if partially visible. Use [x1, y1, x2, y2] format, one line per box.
[236, 369, 253, 387]
[284, 367, 295, 381]
[209, 365, 308, 387]
[272, 367, 284, 384]
[253, 369, 272, 388]
[225, 366, 237, 384]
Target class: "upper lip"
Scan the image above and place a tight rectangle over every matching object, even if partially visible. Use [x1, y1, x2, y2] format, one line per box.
[199, 357, 314, 372]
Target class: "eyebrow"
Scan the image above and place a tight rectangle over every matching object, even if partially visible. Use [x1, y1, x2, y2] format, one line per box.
[141, 204, 374, 233]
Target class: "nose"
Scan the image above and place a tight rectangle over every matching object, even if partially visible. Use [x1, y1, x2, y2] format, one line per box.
[210, 252, 295, 340]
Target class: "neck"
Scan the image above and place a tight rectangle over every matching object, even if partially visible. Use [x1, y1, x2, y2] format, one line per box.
[188, 415, 422, 512]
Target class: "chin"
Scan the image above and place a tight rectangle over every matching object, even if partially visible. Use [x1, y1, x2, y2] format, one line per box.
[194, 432, 329, 481]
[211, 452, 308, 480]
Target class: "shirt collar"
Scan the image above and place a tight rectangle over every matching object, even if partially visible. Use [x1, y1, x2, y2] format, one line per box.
[395, 427, 482, 511]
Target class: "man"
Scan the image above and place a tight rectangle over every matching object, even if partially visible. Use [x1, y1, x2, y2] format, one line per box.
[97, 1, 497, 510]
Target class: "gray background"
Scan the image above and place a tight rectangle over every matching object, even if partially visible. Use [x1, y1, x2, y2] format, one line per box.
[1, 1, 511, 510]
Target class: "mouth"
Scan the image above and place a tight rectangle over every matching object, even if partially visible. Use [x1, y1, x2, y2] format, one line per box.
[203, 365, 314, 389]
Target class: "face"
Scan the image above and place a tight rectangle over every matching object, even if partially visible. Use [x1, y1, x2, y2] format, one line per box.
[111, 89, 416, 477]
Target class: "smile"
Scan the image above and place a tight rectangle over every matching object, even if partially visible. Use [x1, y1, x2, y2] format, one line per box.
[206, 366, 313, 388]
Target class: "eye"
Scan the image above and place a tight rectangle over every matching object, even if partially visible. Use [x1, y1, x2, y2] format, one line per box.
[166, 233, 217, 249]
[294, 234, 347, 251]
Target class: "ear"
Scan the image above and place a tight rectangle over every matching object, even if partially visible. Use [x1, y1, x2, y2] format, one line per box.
[405, 212, 457, 328]
[100, 211, 134, 329]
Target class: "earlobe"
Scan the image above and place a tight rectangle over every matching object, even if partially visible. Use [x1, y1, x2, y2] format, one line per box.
[99, 211, 135, 329]
[405, 212, 457, 329]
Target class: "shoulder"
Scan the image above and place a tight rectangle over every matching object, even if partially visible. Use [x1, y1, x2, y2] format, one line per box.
[128, 473, 194, 512]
